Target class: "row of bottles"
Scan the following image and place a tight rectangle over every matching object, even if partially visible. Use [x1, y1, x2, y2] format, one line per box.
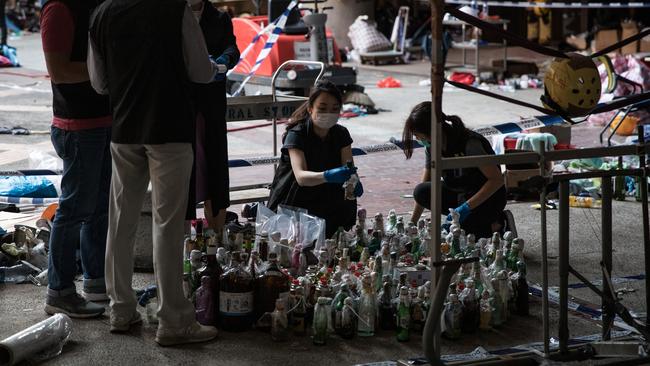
[182, 205, 529, 344]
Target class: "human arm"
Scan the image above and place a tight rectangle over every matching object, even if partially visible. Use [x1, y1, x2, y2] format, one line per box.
[182, 5, 219, 83]
[288, 148, 329, 187]
[87, 36, 108, 95]
[41, 2, 89, 84]
[410, 167, 431, 224]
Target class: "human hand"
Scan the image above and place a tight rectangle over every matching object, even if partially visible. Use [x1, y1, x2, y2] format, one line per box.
[323, 166, 354, 184]
[446, 202, 471, 223]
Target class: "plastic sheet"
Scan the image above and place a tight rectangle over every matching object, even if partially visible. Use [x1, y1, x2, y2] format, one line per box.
[0, 177, 57, 198]
[0, 313, 73, 366]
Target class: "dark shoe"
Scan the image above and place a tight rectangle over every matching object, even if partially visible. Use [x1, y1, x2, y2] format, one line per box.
[503, 209, 518, 238]
[110, 310, 143, 333]
[45, 291, 105, 318]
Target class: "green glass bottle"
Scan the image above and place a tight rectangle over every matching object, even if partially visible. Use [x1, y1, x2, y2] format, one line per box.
[396, 286, 411, 342]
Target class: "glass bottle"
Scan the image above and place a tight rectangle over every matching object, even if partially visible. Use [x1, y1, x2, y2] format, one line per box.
[258, 231, 269, 261]
[379, 276, 395, 330]
[479, 289, 492, 330]
[340, 297, 356, 339]
[396, 286, 411, 342]
[193, 245, 222, 298]
[332, 283, 351, 332]
[195, 276, 217, 326]
[373, 256, 383, 292]
[219, 251, 254, 331]
[343, 161, 359, 201]
[443, 293, 463, 339]
[292, 286, 307, 336]
[195, 220, 206, 252]
[459, 279, 479, 333]
[248, 250, 260, 279]
[255, 252, 290, 322]
[183, 248, 193, 299]
[312, 297, 330, 345]
[515, 260, 529, 316]
[271, 298, 289, 342]
[357, 274, 376, 337]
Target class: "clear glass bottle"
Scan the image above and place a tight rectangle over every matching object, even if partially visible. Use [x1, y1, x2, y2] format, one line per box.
[312, 297, 330, 345]
[271, 298, 289, 342]
[219, 251, 254, 331]
[357, 274, 376, 337]
[340, 297, 356, 339]
[378, 277, 395, 330]
[292, 286, 307, 336]
[396, 286, 411, 342]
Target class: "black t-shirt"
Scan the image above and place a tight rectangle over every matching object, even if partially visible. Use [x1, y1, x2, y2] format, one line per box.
[424, 131, 498, 196]
[268, 119, 356, 231]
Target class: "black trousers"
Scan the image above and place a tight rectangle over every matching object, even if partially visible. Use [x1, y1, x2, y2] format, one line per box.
[413, 182, 507, 239]
[0, 0, 7, 45]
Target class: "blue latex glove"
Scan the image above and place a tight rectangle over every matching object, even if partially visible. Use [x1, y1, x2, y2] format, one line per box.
[354, 180, 364, 197]
[446, 202, 471, 223]
[324, 166, 354, 184]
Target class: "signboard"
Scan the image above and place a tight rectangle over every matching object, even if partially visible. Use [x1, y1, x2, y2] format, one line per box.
[293, 40, 335, 62]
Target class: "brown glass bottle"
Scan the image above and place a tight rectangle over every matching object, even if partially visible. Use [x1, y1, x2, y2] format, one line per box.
[195, 220, 206, 252]
[195, 245, 222, 302]
[219, 251, 255, 331]
[255, 252, 290, 324]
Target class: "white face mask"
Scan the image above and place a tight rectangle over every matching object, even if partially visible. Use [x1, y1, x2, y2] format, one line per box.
[312, 113, 339, 129]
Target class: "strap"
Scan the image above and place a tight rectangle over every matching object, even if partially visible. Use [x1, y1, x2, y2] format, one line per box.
[446, 6, 568, 59]
[444, 78, 559, 115]
[597, 55, 617, 94]
[592, 28, 650, 58]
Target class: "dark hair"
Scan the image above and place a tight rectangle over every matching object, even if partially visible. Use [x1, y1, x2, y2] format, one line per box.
[402, 101, 469, 159]
[285, 80, 343, 131]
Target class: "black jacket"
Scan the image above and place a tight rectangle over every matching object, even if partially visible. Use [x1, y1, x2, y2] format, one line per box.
[41, 0, 110, 120]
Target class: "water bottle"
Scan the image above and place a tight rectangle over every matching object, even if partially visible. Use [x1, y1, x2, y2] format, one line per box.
[0, 262, 38, 284]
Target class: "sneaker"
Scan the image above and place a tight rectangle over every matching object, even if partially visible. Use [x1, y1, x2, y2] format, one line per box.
[155, 321, 218, 347]
[110, 310, 143, 333]
[45, 292, 105, 318]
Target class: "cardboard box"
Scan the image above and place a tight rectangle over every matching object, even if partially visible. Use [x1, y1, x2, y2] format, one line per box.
[505, 168, 540, 189]
[621, 21, 639, 55]
[526, 123, 572, 145]
[594, 29, 620, 54]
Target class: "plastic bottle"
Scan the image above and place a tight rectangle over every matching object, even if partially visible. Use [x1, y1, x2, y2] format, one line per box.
[0, 262, 39, 284]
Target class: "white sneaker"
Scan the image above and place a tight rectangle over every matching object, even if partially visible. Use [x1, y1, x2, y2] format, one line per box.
[110, 310, 143, 333]
[155, 321, 218, 347]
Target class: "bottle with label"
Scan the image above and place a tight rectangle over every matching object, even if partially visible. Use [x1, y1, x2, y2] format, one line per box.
[271, 298, 289, 342]
[357, 274, 376, 337]
[396, 286, 411, 342]
[219, 251, 254, 331]
[258, 231, 269, 261]
[195, 220, 206, 252]
[254, 252, 290, 322]
[312, 297, 330, 345]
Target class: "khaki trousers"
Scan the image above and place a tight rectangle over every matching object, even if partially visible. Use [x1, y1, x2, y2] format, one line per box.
[105, 142, 195, 329]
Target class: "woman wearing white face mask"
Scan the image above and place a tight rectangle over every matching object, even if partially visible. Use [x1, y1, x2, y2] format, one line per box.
[268, 80, 363, 238]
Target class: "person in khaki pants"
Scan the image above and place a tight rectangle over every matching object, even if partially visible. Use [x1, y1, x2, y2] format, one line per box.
[88, 0, 225, 346]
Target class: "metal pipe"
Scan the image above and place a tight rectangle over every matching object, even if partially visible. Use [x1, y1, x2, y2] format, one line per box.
[601, 174, 614, 340]
[538, 141, 550, 356]
[639, 126, 650, 328]
[423, 0, 445, 363]
[558, 180, 570, 354]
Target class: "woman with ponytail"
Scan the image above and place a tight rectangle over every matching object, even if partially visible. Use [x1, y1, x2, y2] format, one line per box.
[402, 101, 508, 238]
[268, 80, 363, 238]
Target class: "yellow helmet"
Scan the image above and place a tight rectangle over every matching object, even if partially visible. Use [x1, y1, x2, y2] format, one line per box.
[543, 53, 601, 117]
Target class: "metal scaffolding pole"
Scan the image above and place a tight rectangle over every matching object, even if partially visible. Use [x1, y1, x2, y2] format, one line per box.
[423, 0, 444, 364]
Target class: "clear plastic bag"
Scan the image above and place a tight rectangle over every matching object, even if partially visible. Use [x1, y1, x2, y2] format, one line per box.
[300, 212, 326, 252]
[0, 313, 72, 365]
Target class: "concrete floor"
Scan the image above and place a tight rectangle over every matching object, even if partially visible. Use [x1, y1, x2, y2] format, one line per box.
[0, 34, 649, 365]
